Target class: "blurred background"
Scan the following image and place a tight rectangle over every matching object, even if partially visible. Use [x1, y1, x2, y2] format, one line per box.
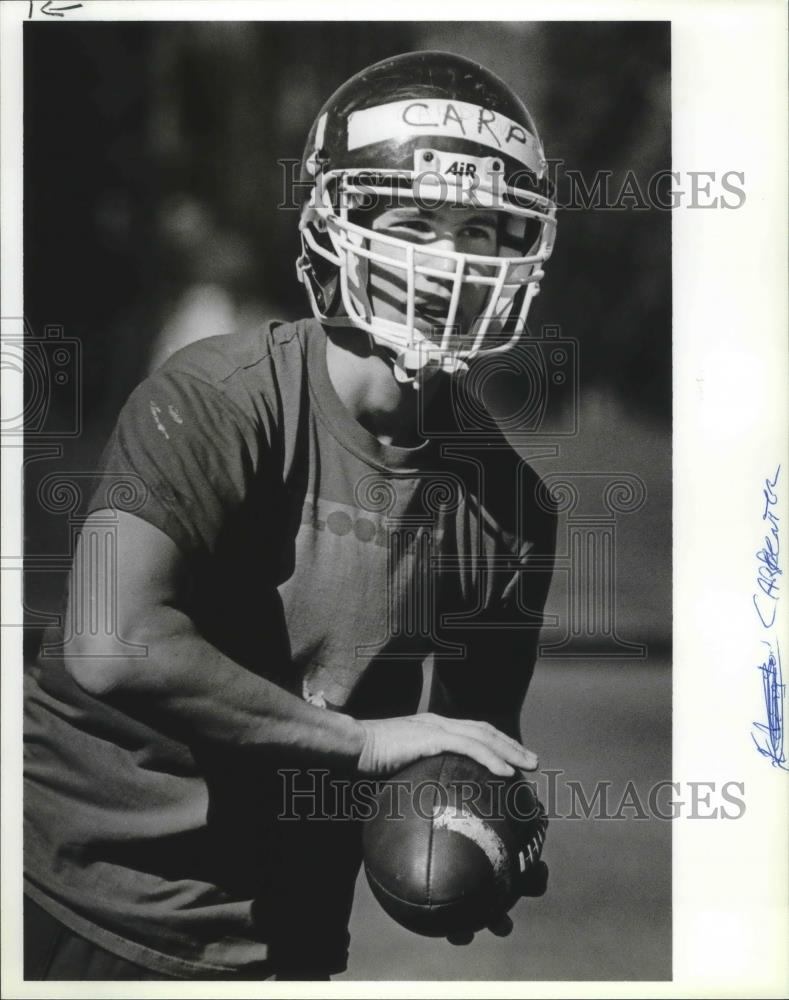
[23, 21, 671, 980]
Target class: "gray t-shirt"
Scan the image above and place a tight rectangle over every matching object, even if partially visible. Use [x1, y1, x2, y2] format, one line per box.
[24, 317, 555, 977]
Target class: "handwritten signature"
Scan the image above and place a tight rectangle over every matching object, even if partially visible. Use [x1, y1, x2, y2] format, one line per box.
[752, 466, 781, 628]
[751, 466, 785, 770]
[752, 641, 786, 769]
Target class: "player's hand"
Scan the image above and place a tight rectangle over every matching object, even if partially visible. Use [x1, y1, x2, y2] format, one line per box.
[446, 861, 549, 945]
[356, 713, 538, 777]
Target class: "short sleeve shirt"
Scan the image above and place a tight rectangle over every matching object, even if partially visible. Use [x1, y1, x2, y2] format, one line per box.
[24, 318, 556, 977]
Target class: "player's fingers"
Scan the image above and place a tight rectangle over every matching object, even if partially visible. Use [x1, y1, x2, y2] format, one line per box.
[436, 733, 516, 777]
[446, 928, 475, 945]
[454, 717, 526, 754]
[487, 913, 514, 937]
[460, 719, 539, 771]
[428, 717, 538, 771]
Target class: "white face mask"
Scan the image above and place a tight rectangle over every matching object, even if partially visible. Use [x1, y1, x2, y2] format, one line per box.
[298, 158, 557, 379]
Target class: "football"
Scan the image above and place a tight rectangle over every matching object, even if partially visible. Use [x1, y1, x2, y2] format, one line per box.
[362, 752, 545, 937]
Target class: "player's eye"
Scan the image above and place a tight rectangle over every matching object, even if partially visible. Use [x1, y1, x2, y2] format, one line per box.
[461, 224, 496, 241]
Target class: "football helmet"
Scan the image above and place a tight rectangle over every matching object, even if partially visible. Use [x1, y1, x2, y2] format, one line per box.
[296, 50, 557, 379]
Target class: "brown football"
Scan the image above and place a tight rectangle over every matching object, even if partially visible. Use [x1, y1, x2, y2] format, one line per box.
[362, 752, 544, 937]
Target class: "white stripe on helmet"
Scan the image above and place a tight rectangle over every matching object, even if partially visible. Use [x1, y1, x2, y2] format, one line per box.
[347, 99, 544, 175]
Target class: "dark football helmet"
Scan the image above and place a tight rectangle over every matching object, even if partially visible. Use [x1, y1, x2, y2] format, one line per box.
[296, 50, 557, 379]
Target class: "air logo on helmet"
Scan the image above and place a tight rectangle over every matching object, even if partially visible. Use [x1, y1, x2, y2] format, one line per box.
[347, 98, 544, 174]
[444, 161, 477, 178]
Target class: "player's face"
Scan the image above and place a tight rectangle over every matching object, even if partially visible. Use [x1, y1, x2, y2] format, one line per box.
[366, 203, 501, 350]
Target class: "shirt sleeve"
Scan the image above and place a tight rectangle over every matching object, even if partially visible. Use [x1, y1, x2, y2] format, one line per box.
[86, 369, 266, 559]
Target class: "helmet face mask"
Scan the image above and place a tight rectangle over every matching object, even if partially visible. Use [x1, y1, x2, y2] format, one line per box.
[296, 52, 557, 379]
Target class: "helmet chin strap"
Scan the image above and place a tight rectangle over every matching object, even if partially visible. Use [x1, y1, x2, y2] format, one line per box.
[392, 353, 431, 389]
[392, 347, 468, 388]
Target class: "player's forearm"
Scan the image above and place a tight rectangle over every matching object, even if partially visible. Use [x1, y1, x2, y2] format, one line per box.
[64, 607, 365, 766]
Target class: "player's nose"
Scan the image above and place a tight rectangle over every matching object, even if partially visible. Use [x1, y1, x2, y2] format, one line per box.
[429, 234, 459, 260]
[416, 236, 458, 285]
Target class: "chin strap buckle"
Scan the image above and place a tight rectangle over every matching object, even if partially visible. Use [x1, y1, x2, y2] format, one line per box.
[393, 348, 468, 388]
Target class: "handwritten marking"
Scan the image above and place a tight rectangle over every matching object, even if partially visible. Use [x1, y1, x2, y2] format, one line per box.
[751, 466, 785, 770]
[347, 99, 543, 173]
[28, 1, 84, 17]
[753, 466, 781, 627]
[751, 641, 787, 770]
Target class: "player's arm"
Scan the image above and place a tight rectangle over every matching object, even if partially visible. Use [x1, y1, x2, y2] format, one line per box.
[63, 510, 364, 761]
[64, 509, 535, 777]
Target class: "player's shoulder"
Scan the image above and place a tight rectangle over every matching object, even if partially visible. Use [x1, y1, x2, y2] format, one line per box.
[154, 317, 309, 387]
[137, 317, 315, 424]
